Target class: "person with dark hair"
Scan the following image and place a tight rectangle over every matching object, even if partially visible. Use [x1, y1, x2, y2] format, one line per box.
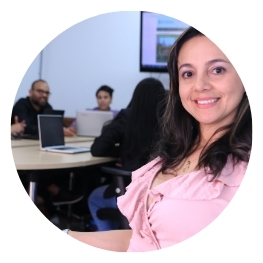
[94, 85, 118, 116]
[11, 79, 75, 136]
[70, 85, 119, 130]
[11, 80, 52, 135]
[12, 79, 82, 214]
[87, 77, 167, 231]
[64, 26, 252, 252]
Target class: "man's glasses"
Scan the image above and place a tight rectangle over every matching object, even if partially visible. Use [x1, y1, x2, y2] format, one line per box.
[33, 89, 51, 96]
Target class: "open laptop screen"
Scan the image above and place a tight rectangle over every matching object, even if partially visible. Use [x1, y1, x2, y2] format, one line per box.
[38, 115, 65, 148]
[43, 109, 65, 116]
[76, 110, 114, 137]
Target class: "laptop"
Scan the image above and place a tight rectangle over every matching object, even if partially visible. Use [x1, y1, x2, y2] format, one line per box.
[76, 110, 114, 137]
[38, 114, 90, 154]
[22, 133, 39, 140]
[22, 110, 65, 140]
[43, 108, 65, 116]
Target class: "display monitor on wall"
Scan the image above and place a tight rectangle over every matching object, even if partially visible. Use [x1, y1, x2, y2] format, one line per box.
[140, 11, 190, 73]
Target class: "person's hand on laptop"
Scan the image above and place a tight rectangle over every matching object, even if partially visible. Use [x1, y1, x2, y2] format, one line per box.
[63, 127, 76, 137]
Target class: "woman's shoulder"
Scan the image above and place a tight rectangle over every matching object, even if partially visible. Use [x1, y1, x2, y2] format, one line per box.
[112, 108, 131, 122]
[131, 157, 162, 181]
[215, 156, 248, 186]
[111, 109, 120, 118]
[117, 108, 130, 116]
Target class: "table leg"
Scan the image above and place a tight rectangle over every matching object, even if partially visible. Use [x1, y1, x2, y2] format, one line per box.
[27, 170, 39, 204]
[29, 181, 37, 203]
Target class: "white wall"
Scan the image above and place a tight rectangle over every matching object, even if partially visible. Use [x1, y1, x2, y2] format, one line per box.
[14, 53, 41, 103]
[14, 11, 170, 117]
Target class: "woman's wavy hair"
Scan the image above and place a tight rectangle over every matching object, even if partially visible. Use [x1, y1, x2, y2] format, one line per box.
[122, 77, 167, 166]
[151, 26, 252, 180]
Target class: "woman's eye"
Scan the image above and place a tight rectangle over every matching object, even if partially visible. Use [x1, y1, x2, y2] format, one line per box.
[182, 71, 193, 78]
[213, 67, 225, 74]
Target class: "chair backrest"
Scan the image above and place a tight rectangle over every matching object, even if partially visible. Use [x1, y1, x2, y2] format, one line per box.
[96, 166, 132, 229]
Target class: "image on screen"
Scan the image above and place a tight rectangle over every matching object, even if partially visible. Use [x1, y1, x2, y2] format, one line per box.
[140, 11, 190, 73]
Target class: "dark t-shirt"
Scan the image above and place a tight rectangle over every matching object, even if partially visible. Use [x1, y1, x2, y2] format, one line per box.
[90, 108, 155, 198]
[11, 96, 52, 135]
[90, 108, 145, 171]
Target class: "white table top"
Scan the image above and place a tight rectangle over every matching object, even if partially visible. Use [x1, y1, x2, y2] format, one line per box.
[12, 140, 116, 170]
[11, 136, 95, 148]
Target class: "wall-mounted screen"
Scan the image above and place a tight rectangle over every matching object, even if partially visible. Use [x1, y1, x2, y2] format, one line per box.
[140, 11, 190, 73]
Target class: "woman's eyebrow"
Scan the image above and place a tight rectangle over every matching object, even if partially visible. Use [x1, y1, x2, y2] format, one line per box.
[178, 63, 192, 71]
[178, 58, 231, 71]
[206, 58, 231, 66]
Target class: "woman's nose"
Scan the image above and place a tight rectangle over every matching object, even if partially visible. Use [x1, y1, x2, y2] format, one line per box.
[193, 73, 211, 92]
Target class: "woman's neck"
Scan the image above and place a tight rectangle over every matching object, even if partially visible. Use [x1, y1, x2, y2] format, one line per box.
[199, 124, 229, 147]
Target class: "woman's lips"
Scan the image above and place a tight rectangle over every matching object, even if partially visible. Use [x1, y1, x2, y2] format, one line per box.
[193, 98, 220, 109]
[196, 98, 219, 105]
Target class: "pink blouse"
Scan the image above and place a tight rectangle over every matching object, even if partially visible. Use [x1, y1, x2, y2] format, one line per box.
[117, 156, 247, 252]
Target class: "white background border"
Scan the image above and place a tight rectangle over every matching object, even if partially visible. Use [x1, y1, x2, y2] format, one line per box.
[1, 1, 262, 262]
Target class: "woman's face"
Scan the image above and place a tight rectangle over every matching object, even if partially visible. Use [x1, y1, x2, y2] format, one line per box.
[177, 35, 245, 130]
[96, 90, 112, 111]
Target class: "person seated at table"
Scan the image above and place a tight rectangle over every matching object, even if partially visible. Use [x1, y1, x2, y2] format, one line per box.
[11, 116, 26, 138]
[94, 85, 119, 116]
[87, 77, 167, 231]
[66, 26, 251, 252]
[70, 85, 119, 130]
[13, 80, 82, 211]
[11, 79, 75, 137]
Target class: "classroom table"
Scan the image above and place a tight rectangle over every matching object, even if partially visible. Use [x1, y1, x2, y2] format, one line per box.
[11, 135, 95, 148]
[11, 139, 117, 203]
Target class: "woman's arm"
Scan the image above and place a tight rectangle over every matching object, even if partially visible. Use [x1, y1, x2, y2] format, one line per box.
[68, 229, 132, 252]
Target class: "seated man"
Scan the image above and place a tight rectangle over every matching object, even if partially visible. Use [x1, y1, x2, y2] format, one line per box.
[12, 79, 82, 217]
[11, 79, 75, 136]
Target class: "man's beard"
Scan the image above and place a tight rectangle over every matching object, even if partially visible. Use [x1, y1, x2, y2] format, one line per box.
[31, 97, 47, 108]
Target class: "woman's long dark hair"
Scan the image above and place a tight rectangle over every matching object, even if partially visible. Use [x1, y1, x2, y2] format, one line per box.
[121, 78, 167, 170]
[151, 27, 252, 180]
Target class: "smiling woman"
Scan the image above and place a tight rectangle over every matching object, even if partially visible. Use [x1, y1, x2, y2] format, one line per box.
[178, 36, 245, 129]
[67, 26, 252, 252]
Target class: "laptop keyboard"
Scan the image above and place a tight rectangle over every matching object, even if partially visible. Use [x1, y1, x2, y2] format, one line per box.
[54, 146, 78, 150]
